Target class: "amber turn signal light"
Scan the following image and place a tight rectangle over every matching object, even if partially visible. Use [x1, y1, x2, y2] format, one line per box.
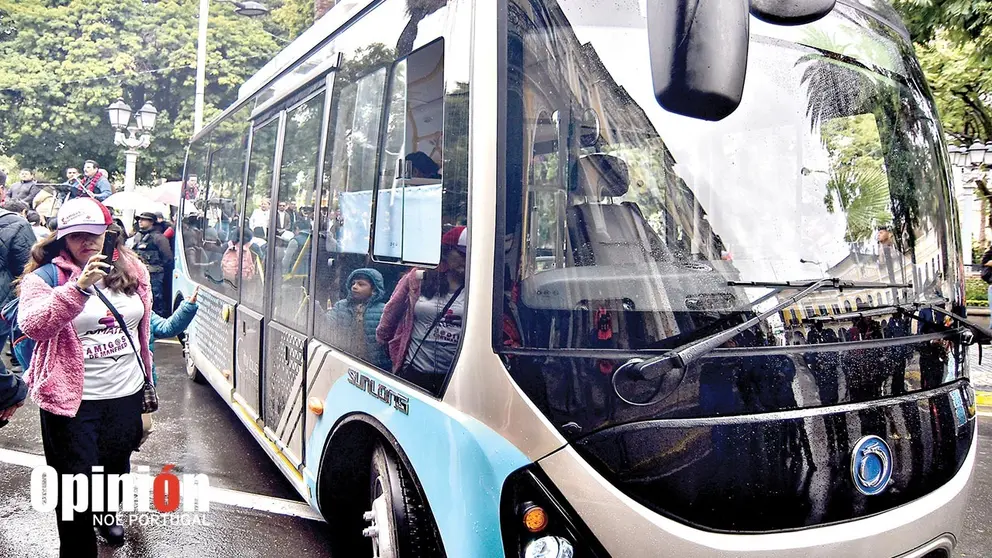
[521, 503, 548, 533]
[307, 397, 324, 415]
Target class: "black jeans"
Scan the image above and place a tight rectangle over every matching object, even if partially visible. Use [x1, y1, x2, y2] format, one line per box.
[39, 390, 143, 558]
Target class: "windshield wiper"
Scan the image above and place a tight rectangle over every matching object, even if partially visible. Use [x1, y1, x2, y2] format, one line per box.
[916, 304, 992, 345]
[612, 277, 912, 406]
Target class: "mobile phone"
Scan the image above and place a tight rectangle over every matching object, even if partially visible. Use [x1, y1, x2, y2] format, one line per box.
[102, 231, 119, 262]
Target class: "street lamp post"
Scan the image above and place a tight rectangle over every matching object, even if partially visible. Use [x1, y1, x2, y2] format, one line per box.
[108, 99, 158, 192]
[949, 140, 992, 265]
[193, 0, 270, 134]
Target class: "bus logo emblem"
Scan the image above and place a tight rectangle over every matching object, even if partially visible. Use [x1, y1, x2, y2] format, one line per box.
[851, 435, 893, 495]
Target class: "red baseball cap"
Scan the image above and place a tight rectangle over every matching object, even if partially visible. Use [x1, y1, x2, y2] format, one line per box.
[441, 225, 467, 251]
[56, 197, 112, 239]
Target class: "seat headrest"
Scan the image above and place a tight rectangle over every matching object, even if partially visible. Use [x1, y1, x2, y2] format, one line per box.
[570, 153, 630, 198]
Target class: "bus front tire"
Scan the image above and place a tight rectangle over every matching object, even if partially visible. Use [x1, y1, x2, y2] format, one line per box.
[363, 443, 439, 557]
[184, 344, 206, 384]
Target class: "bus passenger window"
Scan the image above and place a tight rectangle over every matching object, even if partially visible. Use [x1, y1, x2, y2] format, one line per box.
[202, 142, 248, 299]
[269, 91, 325, 331]
[372, 39, 445, 266]
[242, 118, 280, 312]
[314, 65, 391, 362]
[182, 141, 212, 285]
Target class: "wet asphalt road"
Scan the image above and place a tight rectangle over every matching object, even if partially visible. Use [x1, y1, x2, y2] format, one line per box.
[958, 413, 992, 558]
[0, 342, 990, 557]
[0, 342, 333, 557]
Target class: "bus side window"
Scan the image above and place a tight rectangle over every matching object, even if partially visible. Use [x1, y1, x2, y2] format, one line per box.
[205, 145, 248, 298]
[372, 39, 446, 267]
[268, 90, 326, 331]
[182, 105, 251, 298]
[242, 118, 280, 312]
[313, 66, 390, 366]
[182, 139, 212, 285]
[372, 39, 473, 396]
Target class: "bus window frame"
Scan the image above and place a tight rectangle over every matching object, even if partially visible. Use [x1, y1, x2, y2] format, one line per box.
[242, 113, 284, 314]
[369, 37, 447, 268]
[265, 84, 330, 334]
[304, 71, 337, 338]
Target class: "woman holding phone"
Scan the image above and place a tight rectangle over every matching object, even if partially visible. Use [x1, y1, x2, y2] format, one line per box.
[18, 197, 153, 556]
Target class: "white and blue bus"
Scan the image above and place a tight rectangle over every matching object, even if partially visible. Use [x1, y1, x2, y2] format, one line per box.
[175, 0, 978, 556]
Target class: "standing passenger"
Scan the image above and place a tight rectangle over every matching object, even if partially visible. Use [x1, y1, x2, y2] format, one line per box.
[377, 226, 467, 393]
[18, 197, 153, 555]
[328, 268, 390, 370]
[222, 227, 257, 283]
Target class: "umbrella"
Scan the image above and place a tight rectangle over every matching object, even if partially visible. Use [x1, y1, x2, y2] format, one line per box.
[150, 181, 183, 207]
[104, 191, 155, 212]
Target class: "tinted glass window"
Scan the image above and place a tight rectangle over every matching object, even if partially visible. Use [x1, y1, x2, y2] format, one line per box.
[314, 38, 470, 397]
[314, 67, 389, 353]
[181, 107, 251, 298]
[241, 118, 280, 312]
[181, 139, 213, 287]
[270, 91, 325, 331]
[372, 40, 447, 266]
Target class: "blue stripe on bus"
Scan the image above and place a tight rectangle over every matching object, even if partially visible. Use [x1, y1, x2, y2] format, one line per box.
[306, 374, 531, 557]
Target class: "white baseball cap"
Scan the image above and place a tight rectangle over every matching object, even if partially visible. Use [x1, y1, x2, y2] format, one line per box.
[56, 197, 112, 239]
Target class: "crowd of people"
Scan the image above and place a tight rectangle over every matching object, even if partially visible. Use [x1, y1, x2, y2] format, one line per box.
[186, 189, 471, 395]
[0, 150, 470, 555]
[0, 167, 195, 557]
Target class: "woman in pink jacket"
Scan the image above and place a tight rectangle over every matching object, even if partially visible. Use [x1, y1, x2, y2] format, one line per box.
[376, 226, 467, 394]
[18, 197, 153, 556]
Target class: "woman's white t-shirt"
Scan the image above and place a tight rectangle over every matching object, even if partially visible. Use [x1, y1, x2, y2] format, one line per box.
[72, 284, 146, 400]
[404, 289, 465, 375]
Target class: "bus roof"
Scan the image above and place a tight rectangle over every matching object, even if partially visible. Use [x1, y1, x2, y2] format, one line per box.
[237, 0, 374, 103]
[192, 0, 908, 145]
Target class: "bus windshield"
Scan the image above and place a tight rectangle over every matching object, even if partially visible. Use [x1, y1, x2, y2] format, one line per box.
[502, 0, 956, 349]
[500, 0, 962, 431]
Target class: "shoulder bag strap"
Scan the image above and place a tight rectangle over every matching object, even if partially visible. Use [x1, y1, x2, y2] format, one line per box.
[402, 285, 464, 373]
[92, 287, 146, 374]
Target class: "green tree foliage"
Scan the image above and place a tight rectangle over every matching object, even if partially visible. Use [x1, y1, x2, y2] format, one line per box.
[0, 0, 312, 184]
[892, 0, 992, 138]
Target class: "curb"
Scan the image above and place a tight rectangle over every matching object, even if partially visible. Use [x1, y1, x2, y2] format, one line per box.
[977, 390, 992, 409]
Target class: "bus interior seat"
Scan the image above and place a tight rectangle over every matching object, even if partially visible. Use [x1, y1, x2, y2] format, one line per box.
[566, 153, 667, 267]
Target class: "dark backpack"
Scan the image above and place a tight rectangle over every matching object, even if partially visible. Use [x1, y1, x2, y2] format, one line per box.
[0, 263, 61, 369]
[983, 265, 992, 285]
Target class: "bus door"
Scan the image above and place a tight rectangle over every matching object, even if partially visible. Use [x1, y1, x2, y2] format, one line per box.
[260, 85, 329, 467]
[186, 135, 247, 394]
[235, 115, 282, 420]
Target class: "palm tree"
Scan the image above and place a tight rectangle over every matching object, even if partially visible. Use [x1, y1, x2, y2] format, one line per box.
[396, 0, 446, 57]
[823, 165, 893, 243]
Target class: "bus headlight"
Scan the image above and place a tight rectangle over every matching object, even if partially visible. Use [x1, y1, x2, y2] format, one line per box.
[525, 536, 574, 558]
[501, 466, 608, 558]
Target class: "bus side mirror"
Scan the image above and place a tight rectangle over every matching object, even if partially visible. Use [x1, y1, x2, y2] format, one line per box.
[647, 0, 750, 121]
[750, 0, 836, 25]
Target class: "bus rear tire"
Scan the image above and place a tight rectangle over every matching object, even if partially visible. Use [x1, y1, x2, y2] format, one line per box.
[184, 344, 205, 384]
[363, 443, 440, 557]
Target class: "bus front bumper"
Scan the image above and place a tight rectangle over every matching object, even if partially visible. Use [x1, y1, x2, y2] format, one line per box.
[536, 427, 976, 558]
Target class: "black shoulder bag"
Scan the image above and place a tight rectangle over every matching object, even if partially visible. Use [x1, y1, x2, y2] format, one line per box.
[402, 285, 464, 374]
[92, 287, 158, 413]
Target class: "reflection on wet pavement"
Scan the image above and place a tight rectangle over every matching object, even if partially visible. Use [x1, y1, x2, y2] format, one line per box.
[0, 343, 333, 557]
